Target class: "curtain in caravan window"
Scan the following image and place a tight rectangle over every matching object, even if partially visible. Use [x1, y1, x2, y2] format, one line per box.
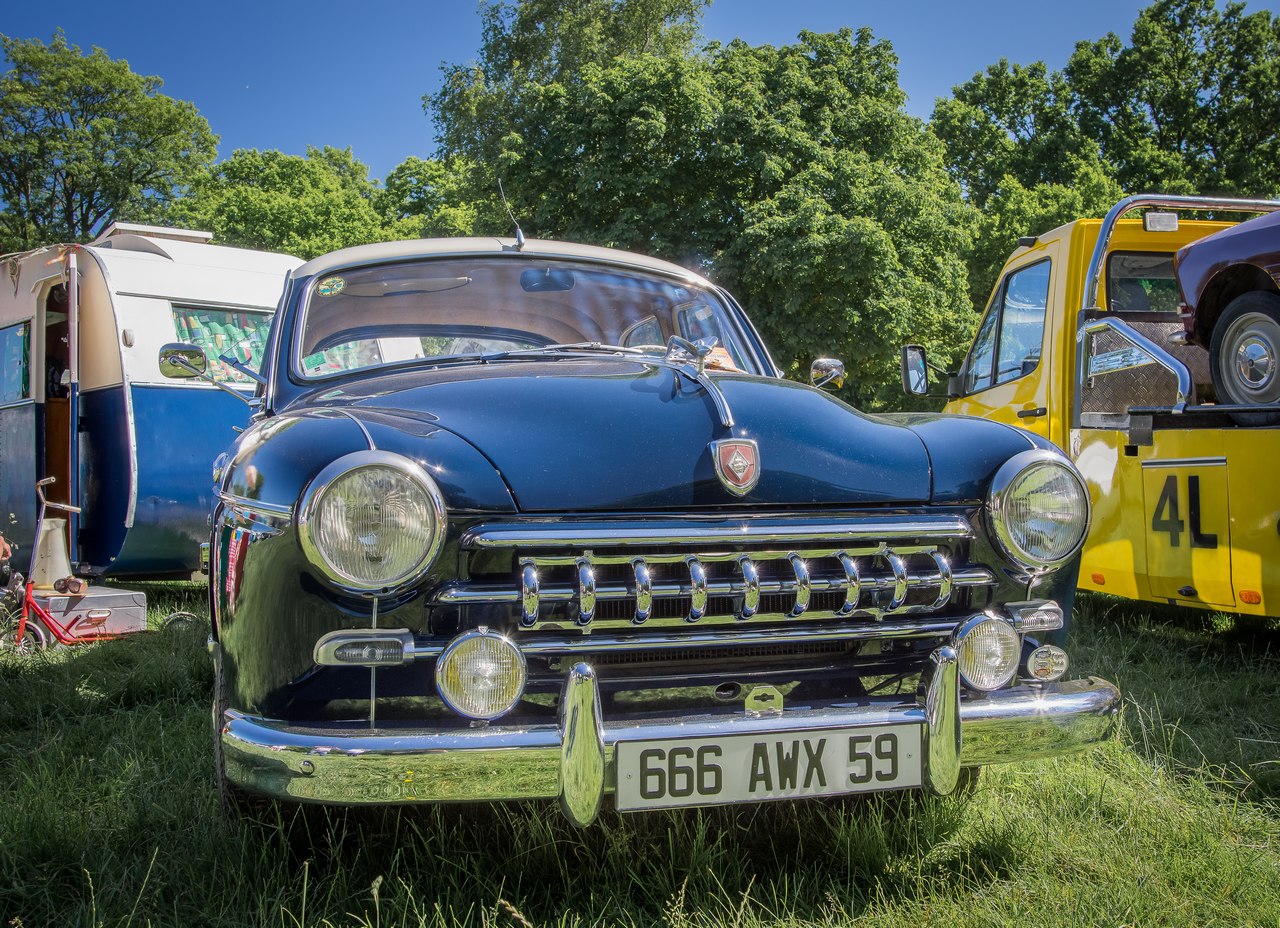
[0, 323, 30, 404]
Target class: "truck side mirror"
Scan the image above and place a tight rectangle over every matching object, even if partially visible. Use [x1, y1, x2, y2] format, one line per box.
[159, 343, 208, 379]
[901, 345, 929, 396]
[810, 357, 845, 390]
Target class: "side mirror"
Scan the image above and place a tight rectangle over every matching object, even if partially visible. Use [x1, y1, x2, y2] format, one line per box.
[901, 345, 929, 396]
[159, 343, 208, 379]
[810, 357, 845, 390]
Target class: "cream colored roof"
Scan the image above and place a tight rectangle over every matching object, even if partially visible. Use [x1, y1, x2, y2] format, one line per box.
[294, 237, 710, 286]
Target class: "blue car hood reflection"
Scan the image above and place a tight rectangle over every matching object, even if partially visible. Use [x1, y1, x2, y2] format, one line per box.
[298, 359, 933, 512]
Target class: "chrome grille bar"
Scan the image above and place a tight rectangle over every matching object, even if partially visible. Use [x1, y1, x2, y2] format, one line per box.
[462, 515, 973, 549]
[439, 547, 990, 629]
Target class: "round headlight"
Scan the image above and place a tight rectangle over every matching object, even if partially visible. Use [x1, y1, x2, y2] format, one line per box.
[988, 449, 1090, 570]
[435, 628, 527, 720]
[955, 616, 1021, 691]
[298, 451, 446, 592]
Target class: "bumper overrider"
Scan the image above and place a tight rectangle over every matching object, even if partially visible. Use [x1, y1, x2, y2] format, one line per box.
[220, 646, 1120, 825]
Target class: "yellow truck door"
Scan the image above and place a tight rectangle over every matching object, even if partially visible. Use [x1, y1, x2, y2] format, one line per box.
[947, 252, 1057, 442]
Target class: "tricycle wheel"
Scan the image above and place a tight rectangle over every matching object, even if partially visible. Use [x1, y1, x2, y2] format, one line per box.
[1210, 291, 1280, 424]
[0, 618, 47, 654]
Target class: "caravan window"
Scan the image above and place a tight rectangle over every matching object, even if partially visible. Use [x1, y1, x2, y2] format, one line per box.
[0, 322, 30, 404]
[172, 306, 272, 384]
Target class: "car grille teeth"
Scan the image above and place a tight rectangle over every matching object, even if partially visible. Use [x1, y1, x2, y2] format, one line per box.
[464, 543, 991, 631]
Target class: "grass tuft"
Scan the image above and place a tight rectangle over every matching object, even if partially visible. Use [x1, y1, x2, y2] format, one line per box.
[1, 587, 1278, 926]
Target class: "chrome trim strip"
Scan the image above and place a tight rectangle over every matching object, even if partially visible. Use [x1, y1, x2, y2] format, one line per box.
[686, 557, 707, 622]
[788, 554, 810, 617]
[520, 562, 540, 628]
[885, 549, 908, 611]
[519, 542, 947, 567]
[835, 552, 861, 617]
[929, 551, 953, 611]
[737, 556, 759, 619]
[220, 675, 1120, 810]
[461, 516, 974, 549]
[409, 617, 963, 658]
[1138, 457, 1228, 468]
[217, 494, 294, 517]
[632, 559, 652, 624]
[576, 558, 596, 625]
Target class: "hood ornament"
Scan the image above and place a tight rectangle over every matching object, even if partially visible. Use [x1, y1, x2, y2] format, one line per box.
[711, 438, 760, 496]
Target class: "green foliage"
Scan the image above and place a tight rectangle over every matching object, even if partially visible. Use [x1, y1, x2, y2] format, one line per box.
[933, 0, 1280, 310]
[380, 156, 487, 238]
[430, 14, 975, 408]
[0, 31, 217, 254]
[166, 146, 393, 259]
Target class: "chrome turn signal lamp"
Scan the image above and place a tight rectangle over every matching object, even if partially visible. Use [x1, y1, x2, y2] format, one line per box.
[954, 615, 1021, 692]
[1026, 645, 1070, 682]
[314, 628, 415, 667]
[434, 627, 527, 721]
[1005, 600, 1064, 633]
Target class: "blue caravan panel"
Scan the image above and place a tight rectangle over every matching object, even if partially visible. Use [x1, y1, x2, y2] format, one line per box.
[80, 384, 256, 577]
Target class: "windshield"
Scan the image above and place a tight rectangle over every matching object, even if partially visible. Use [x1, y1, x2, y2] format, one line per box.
[294, 256, 759, 379]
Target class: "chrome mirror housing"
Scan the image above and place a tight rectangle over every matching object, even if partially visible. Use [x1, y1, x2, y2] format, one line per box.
[901, 345, 928, 396]
[810, 357, 845, 390]
[159, 343, 208, 379]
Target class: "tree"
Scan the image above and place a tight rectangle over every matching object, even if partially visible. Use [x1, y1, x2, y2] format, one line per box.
[428, 18, 975, 408]
[932, 0, 1280, 309]
[0, 31, 217, 253]
[380, 156, 487, 238]
[166, 146, 391, 259]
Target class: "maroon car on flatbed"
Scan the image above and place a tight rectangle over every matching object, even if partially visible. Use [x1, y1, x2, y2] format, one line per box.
[1176, 209, 1280, 409]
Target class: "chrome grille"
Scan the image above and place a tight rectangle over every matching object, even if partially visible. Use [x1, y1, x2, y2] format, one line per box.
[434, 515, 994, 632]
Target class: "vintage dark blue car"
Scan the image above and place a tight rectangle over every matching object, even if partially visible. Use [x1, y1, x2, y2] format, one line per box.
[165, 237, 1120, 824]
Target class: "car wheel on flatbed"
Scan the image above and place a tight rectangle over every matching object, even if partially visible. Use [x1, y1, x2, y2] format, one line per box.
[1210, 290, 1280, 424]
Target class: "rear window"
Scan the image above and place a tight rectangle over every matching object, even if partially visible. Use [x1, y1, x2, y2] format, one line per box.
[1106, 252, 1179, 314]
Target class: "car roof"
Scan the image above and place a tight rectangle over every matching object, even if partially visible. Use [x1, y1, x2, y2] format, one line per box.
[294, 237, 712, 286]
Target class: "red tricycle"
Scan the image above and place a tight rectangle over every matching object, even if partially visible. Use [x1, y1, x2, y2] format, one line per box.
[0, 477, 170, 652]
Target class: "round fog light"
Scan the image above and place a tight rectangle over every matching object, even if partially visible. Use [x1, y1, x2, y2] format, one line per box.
[435, 628, 527, 720]
[955, 616, 1021, 691]
[1026, 644, 1069, 682]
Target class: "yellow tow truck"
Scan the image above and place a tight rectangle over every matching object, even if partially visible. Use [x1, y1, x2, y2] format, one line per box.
[903, 194, 1280, 619]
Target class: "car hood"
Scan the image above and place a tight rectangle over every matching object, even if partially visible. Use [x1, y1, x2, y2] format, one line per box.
[295, 359, 935, 512]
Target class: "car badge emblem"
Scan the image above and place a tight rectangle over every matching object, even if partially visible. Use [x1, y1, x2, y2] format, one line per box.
[711, 439, 760, 496]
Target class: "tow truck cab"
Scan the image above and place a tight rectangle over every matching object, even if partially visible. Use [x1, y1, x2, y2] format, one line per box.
[904, 194, 1280, 618]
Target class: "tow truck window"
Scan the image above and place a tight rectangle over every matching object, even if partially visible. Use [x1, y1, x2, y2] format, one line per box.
[0, 322, 30, 405]
[963, 260, 1051, 394]
[1106, 253, 1178, 315]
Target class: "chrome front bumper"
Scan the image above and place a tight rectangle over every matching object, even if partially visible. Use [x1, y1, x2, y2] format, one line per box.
[221, 648, 1120, 825]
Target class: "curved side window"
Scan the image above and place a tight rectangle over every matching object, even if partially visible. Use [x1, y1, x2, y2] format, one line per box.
[962, 259, 1051, 395]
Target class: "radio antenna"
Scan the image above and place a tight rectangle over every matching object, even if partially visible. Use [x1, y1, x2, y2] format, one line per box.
[497, 178, 525, 250]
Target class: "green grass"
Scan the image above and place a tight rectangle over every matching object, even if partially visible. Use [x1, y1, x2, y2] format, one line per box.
[1, 588, 1278, 927]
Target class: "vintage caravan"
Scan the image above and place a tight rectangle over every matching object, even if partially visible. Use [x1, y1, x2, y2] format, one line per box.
[0, 223, 301, 582]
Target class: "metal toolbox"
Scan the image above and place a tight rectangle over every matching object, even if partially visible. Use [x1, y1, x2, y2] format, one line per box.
[33, 586, 147, 638]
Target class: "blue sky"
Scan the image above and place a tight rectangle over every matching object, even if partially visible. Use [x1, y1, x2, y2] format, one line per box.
[3, 1, 1277, 182]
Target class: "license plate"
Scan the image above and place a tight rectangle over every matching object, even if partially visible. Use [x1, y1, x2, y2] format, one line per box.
[614, 724, 922, 811]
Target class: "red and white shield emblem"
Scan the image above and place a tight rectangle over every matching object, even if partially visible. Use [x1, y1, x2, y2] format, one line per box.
[711, 439, 760, 496]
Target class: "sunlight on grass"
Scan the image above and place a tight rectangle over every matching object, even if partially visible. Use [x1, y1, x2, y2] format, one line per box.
[0, 587, 1277, 926]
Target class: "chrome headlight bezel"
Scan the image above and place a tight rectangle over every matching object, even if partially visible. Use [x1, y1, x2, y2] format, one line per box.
[297, 450, 447, 594]
[987, 448, 1091, 572]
